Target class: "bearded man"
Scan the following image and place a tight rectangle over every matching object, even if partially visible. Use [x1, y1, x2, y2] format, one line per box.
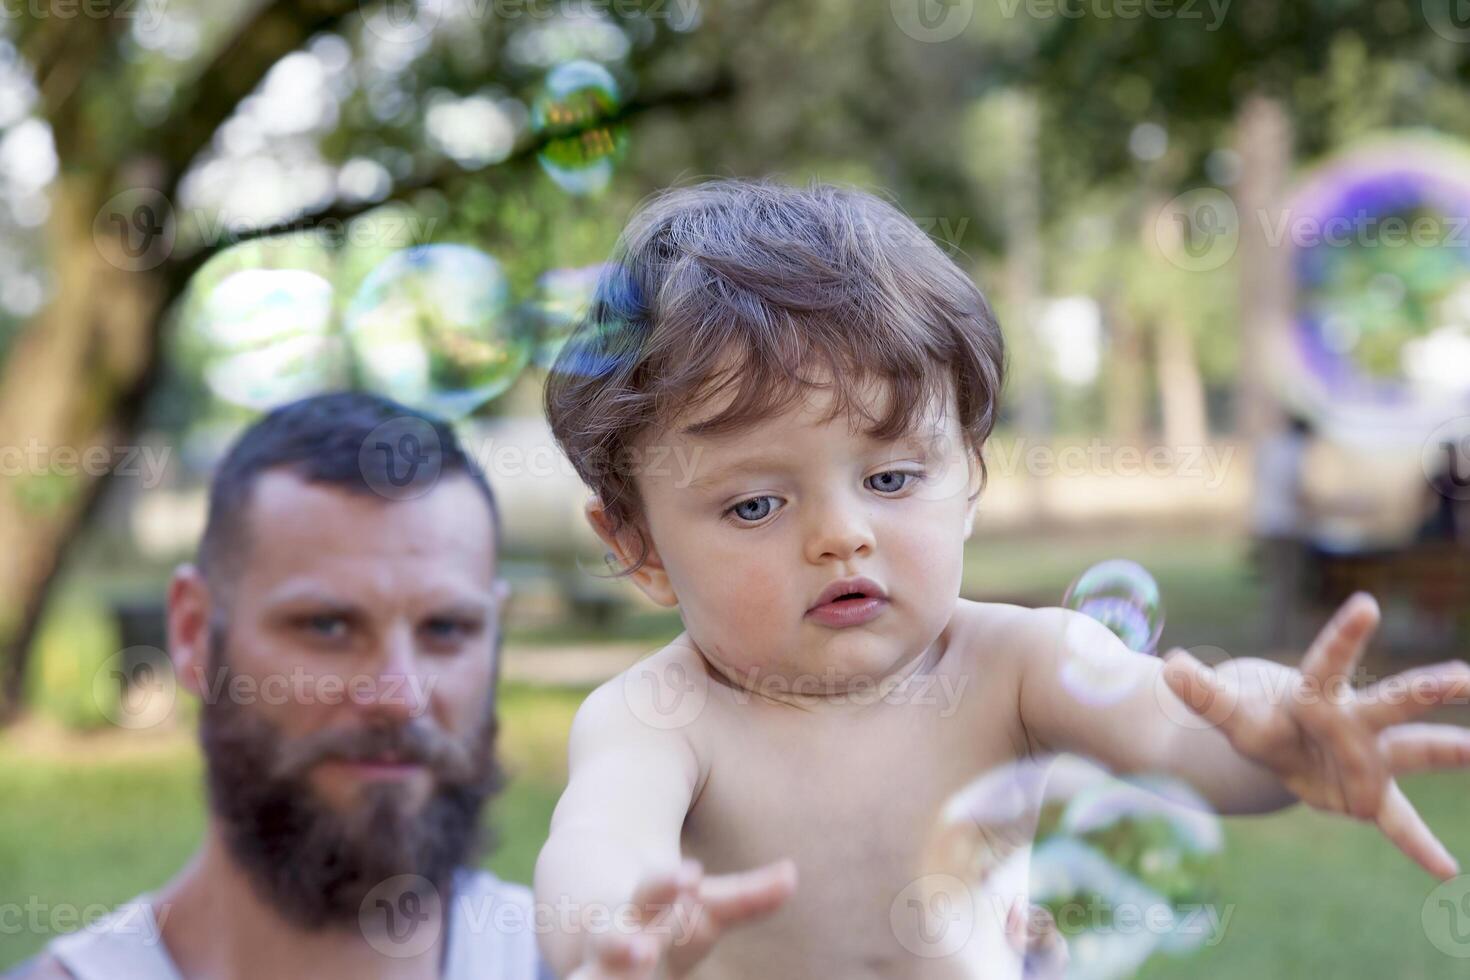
[7, 392, 550, 979]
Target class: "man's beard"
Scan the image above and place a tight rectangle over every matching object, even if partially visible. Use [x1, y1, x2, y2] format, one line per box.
[197, 632, 504, 931]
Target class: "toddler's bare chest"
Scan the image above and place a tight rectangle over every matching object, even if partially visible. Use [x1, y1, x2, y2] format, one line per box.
[686, 692, 1021, 890]
[679, 698, 1024, 979]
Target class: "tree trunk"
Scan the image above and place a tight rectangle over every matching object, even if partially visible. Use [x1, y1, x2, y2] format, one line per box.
[1102, 293, 1147, 443]
[1157, 318, 1209, 448]
[0, 176, 171, 724]
[1234, 95, 1293, 441]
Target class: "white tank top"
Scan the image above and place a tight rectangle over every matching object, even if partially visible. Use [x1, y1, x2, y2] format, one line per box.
[46, 869, 552, 979]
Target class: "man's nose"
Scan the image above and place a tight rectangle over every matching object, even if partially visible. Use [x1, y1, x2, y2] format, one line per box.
[803, 492, 876, 564]
[351, 625, 431, 722]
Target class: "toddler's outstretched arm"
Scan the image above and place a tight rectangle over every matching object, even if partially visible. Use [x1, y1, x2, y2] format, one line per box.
[1013, 595, 1470, 879]
[535, 673, 796, 977]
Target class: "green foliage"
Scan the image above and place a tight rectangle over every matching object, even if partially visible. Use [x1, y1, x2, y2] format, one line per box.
[24, 593, 120, 731]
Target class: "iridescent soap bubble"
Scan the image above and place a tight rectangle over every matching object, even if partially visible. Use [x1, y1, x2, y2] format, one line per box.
[1063, 559, 1164, 654]
[543, 262, 645, 379]
[1053, 774, 1225, 960]
[344, 244, 529, 419]
[188, 268, 347, 410]
[529, 264, 606, 368]
[531, 60, 627, 196]
[1029, 837, 1175, 980]
[924, 757, 1224, 978]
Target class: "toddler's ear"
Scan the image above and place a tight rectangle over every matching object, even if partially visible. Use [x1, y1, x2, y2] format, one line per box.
[584, 495, 678, 608]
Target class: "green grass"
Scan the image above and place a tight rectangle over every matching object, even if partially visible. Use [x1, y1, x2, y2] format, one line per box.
[1137, 772, 1470, 979]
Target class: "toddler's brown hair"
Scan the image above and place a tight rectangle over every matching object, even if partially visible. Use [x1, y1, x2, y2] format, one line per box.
[544, 178, 1005, 569]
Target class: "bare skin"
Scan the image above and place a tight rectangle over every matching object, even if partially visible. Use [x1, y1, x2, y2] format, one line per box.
[537, 377, 1470, 979]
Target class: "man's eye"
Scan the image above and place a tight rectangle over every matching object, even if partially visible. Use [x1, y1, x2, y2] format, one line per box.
[866, 470, 918, 494]
[301, 614, 348, 639]
[728, 495, 781, 523]
[423, 618, 479, 641]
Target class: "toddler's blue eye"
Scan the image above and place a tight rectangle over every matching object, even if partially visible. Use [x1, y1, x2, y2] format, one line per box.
[866, 471, 914, 494]
[730, 496, 777, 522]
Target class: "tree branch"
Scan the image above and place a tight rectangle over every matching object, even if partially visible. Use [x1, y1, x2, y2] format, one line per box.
[153, 0, 362, 177]
[165, 66, 736, 282]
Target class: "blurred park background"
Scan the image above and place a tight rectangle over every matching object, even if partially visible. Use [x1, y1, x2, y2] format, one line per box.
[3, 0, 1470, 976]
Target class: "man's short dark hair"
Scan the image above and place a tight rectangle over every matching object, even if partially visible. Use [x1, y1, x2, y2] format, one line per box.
[199, 392, 500, 590]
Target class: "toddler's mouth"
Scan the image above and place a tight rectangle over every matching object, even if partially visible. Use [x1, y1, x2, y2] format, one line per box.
[806, 576, 888, 627]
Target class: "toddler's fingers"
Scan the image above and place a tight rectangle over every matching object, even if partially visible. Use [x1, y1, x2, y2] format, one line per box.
[1162, 649, 1242, 733]
[629, 859, 702, 924]
[698, 858, 798, 927]
[1358, 661, 1470, 731]
[1300, 592, 1380, 698]
[577, 933, 659, 980]
[1376, 779, 1460, 880]
[1381, 723, 1470, 773]
[1002, 902, 1060, 953]
[1004, 898, 1027, 954]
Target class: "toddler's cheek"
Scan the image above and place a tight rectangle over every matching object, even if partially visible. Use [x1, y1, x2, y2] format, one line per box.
[721, 575, 794, 632]
[681, 566, 791, 641]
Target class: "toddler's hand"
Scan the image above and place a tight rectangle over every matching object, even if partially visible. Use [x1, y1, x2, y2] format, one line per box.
[1163, 591, 1470, 880]
[569, 858, 797, 979]
[1005, 901, 1069, 980]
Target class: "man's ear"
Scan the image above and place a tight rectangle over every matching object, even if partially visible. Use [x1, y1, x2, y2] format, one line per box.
[167, 563, 213, 699]
[584, 495, 678, 608]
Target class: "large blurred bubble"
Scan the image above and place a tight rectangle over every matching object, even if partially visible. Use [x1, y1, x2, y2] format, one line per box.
[531, 60, 628, 196]
[528, 263, 605, 369]
[187, 267, 347, 410]
[542, 262, 645, 379]
[923, 756, 1224, 979]
[344, 244, 529, 419]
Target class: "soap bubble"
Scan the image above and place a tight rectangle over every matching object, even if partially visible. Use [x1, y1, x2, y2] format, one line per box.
[187, 268, 347, 410]
[921, 758, 1224, 978]
[1064, 559, 1164, 654]
[528, 264, 605, 368]
[1057, 619, 1148, 707]
[1059, 775, 1223, 864]
[542, 262, 645, 379]
[531, 60, 628, 195]
[1043, 773, 1225, 967]
[344, 244, 529, 419]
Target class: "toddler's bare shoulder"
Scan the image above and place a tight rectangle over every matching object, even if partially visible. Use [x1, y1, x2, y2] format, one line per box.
[946, 600, 1081, 673]
[575, 634, 720, 750]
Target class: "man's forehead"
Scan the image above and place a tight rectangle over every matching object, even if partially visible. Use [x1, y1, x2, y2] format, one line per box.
[238, 469, 496, 584]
